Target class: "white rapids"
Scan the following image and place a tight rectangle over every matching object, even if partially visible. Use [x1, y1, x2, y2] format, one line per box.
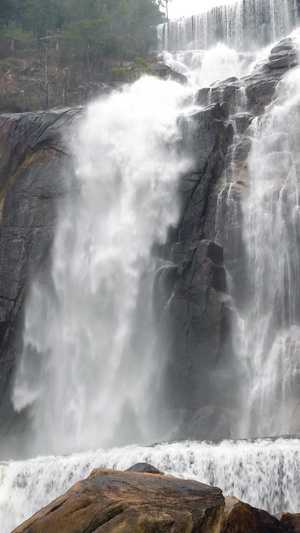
[1, 438, 300, 532]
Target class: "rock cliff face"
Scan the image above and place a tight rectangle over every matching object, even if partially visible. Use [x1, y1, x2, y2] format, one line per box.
[156, 37, 300, 440]
[0, 37, 298, 445]
[0, 107, 81, 438]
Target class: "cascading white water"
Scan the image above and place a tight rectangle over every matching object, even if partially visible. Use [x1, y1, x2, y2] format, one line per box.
[158, 0, 298, 52]
[4, 2, 300, 530]
[238, 60, 300, 437]
[11, 42, 256, 459]
[12, 77, 194, 456]
[162, 43, 254, 88]
[1, 438, 300, 532]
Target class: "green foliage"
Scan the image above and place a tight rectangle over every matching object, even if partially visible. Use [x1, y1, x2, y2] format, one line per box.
[130, 56, 156, 79]
[0, 0, 164, 80]
[109, 66, 127, 82]
[22, 0, 65, 37]
[0, 20, 33, 55]
[59, 18, 108, 60]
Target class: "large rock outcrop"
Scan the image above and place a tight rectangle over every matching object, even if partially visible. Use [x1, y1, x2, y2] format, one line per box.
[0, 107, 81, 439]
[13, 467, 225, 533]
[12, 468, 300, 533]
[156, 37, 300, 439]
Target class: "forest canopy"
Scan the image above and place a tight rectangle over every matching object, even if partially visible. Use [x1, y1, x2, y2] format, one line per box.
[0, 0, 167, 111]
[0, 0, 164, 58]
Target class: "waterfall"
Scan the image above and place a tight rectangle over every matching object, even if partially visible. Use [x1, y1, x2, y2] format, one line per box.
[1, 438, 300, 532]
[12, 77, 194, 456]
[11, 40, 256, 459]
[158, 0, 298, 52]
[238, 61, 300, 437]
[3, 1, 300, 530]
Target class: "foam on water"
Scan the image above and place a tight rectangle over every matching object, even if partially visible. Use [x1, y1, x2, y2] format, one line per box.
[1, 438, 300, 532]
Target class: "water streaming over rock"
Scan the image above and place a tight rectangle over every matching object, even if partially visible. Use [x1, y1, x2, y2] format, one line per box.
[12, 77, 194, 456]
[4, 1, 300, 529]
[157, 0, 298, 52]
[238, 62, 300, 437]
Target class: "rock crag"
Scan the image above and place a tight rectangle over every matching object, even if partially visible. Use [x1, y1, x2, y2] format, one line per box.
[12, 467, 225, 533]
[12, 467, 300, 533]
[0, 107, 81, 441]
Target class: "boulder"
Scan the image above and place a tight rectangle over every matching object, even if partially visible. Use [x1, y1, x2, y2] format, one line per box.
[277, 513, 300, 531]
[154, 62, 188, 85]
[245, 78, 277, 115]
[268, 51, 297, 70]
[126, 463, 163, 474]
[220, 496, 288, 533]
[13, 468, 225, 533]
[196, 87, 210, 107]
[268, 39, 298, 70]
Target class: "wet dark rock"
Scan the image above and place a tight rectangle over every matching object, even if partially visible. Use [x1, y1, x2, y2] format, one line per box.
[177, 103, 233, 251]
[0, 107, 82, 439]
[234, 112, 253, 134]
[197, 82, 245, 115]
[245, 78, 277, 114]
[196, 87, 210, 107]
[13, 468, 225, 533]
[163, 240, 236, 415]
[187, 103, 234, 175]
[126, 463, 163, 474]
[221, 496, 290, 533]
[268, 50, 298, 70]
[277, 512, 300, 531]
[154, 62, 188, 85]
[177, 405, 232, 441]
[270, 38, 296, 55]
[223, 76, 239, 84]
[234, 137, 252, 167]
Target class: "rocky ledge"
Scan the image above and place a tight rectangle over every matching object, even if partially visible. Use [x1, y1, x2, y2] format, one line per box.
[13, 464, 300, 533]
[12, 464, 225, 533]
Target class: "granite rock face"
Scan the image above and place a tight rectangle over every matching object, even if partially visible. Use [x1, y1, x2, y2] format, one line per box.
[156, 37, 300, 439]
[13, 468, 225, 533]
[0, 107, 81, 437]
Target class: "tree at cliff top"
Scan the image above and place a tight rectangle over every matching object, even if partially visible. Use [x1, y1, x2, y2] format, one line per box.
[0, 0, 164, 110]
[0, 0, 163, 56]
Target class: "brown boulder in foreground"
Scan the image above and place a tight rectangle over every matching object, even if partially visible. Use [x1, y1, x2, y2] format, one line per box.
[277, 513, 300, 531]
[13, 467, 224, 533]
[221, 496, 293, 533]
